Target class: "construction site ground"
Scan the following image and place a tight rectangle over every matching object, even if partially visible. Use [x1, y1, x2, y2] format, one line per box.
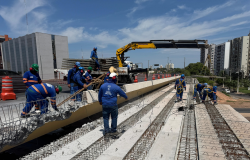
[217, 90, 250, 121]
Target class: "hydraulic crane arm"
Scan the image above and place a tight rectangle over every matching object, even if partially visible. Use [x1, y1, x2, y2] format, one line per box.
[116, 40, 209, 67]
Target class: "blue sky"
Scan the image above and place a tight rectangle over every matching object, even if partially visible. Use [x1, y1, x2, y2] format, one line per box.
[1, 0, 250, 68]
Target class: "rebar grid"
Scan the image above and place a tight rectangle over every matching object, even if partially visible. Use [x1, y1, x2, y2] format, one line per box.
[70, 88, 175, 160]
[177, 78, 198, 160]
[205, 103, 250, 160]
[123, 96, 176, 160]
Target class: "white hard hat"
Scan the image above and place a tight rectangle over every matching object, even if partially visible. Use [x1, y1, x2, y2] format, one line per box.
[109, 72, 117, 77]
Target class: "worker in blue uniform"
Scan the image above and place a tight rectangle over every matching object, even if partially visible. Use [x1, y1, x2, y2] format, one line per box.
[72, 67, 86, 102]
[202, 84, 217, 105]
[84, 66, 94, 90]
[21, 83, 62, 118]
[175, 74, 186, 102]
[212, 86, 217, 104]
[67, 62, 81, 105]
[23, 64, 42, 110]
[90, 47, 100, 71]
[104, 72, 110, 83]
[193, 83, 205, 100]
[98, 72, 128, 135]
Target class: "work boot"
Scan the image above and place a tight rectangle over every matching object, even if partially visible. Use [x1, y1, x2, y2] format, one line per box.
[214, 102, 218, 105]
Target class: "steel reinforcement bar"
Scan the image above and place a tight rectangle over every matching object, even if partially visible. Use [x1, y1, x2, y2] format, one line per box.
[177, 80, 198, 160]
[123, 94, 176, 160]
[205, 102, 250, 160]
[70, 88, 175, 160]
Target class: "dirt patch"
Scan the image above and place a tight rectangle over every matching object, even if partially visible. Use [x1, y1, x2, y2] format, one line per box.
[217, 91, 250, 108]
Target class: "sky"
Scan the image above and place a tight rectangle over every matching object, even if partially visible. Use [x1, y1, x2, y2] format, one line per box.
[1, 0, 250, 68]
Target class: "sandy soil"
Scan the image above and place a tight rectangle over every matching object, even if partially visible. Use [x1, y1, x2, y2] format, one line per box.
[217, 91, 250, 108]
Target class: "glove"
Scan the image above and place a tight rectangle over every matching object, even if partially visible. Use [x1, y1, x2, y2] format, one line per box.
[55, 108, 59, 111]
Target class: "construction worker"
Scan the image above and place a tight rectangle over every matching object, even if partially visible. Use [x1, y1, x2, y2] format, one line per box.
[21, 83, 62, 118]
[23, 64, 42, 94]
[67, 62, 81, 103]
[71, 67, 86, 104]
[202, 84, 217, 105]
[104, 72, 110, 83]
[90, 47, 100, 71]
[193, 83, 205, 100]
[98, 72, 128, 135]
[84, 66, 94, 90]
[175, 74, 186, 102]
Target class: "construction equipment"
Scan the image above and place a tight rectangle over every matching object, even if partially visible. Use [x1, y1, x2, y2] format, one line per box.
[116, 40, 209, 67]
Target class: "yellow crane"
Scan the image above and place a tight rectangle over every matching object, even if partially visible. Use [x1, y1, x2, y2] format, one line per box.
[116, 40, 209, 67]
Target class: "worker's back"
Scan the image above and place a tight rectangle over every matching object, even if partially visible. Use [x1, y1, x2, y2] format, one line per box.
[29, 83, 56, 98]
[23, 71, 41, 87]
[175, 78, 185, 89]
[99, 81, 127, 106]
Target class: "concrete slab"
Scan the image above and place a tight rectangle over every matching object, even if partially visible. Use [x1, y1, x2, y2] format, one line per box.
[195, 104, 226, 160]
[44, 85, 174, 160]
[97, 92, 176, 160]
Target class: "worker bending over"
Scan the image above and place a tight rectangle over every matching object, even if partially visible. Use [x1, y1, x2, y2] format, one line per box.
[90, 47, 100, 71]
[202, 84, 217, 105]
[98, 73, 128, 135]
[67, 62, 81, 103]
[193, 83, 205, 100]
[84, 67, 94, 90]
[21, 83, 62, 118]
[71, 67, 86, 104]
[175, 74, 186, 102]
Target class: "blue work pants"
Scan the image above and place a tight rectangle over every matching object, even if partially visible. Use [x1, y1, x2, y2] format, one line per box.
[92, 58, 100, 70]
[70, 82, 75, 99]
[193, 88, 202, 99]
[202, 92, 216, 101]
[176, 88, 183, 100]
[72, 86, 82, 102]
[102, 105, 118, 134]
[22, 89, 48, 115]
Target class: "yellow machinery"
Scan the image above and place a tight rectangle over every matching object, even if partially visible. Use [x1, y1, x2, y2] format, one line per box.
[116, 40, 209, 67]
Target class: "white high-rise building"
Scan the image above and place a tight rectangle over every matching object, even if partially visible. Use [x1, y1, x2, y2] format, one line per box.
[228, 36, 249, 77]
[208, 44, 216, 74]
[160, 65, 163, 68]
[214, 42, 230, 75]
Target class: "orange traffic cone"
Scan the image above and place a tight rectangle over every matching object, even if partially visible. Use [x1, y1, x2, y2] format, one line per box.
[165, 74, 167, 78]
[152, 74, 155, 80]
[134, 76, 138, 83]
[1, 76, 16, 101]
[144, 74, 147, 81]
[158, 74, 160, 79]
[174, 74, 175, 77]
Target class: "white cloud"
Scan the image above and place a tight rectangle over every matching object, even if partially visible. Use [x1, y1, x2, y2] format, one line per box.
[178, 5, 187, 10]
[135, 0, 150, 4]
[127, 7, 140, 17]
[171, 9, 177, 12]
[0, 0, 48, 34]
[192, 0, 235, 21]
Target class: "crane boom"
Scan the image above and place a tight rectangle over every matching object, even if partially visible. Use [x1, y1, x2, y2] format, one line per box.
[116, 40, 209, 67]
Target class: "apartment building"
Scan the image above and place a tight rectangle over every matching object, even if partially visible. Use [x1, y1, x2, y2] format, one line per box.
[228, 36, 249, 77]
[208, 44, 216, 75]
[214, 42, 230, 75]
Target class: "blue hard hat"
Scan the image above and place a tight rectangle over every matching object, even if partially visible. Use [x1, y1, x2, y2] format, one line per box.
[181, 74, 185, 77]
[75, 62, 81, 67]
[204, 83, 208, 86]
[79, 67, 84, 70]
[94, 47, 97, 49]
[214, 86, 217, 88]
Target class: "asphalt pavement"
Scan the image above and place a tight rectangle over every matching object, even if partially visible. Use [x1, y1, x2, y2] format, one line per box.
[217, 86, 250, 100]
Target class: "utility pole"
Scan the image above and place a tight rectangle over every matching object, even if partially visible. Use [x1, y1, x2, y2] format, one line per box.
[223, 70, 224, 88]
[184, 57, 185, 69]
[237, 68, 240, 93]
[167, 57, 169, 71]
[230, 70, 231, 81]
[148, 60, 149, 69]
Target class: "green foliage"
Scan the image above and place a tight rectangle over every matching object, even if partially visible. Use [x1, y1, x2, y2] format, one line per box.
[196, 77, 209, 83]
[216, 78, 223, 85]
[222, 91, 230, 96]
[239, 87, 250, 95]
[208, 80, 215, 86]
[185, 62, 210, 76]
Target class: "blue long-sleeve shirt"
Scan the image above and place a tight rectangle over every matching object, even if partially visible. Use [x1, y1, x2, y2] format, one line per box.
[175, 78, 186, 90]
[98, 80, 127, 106]
[195, 84, 203, 92]
[84, 72, 93, 84]
[90, 50, 98, 59]
[67, 68, 77, 84]
[213, 86, 217, 94]
[23, 71, 42, 88]
[73, 71, 84, 87]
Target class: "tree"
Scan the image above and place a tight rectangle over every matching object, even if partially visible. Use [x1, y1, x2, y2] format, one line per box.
[185, 62, 210, 76]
